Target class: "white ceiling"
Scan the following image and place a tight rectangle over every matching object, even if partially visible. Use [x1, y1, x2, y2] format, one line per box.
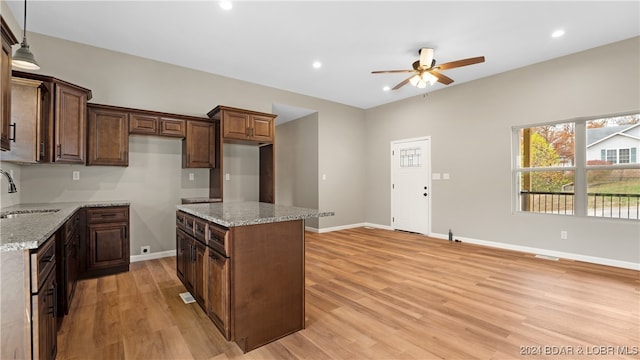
[6, 1, 640, 111]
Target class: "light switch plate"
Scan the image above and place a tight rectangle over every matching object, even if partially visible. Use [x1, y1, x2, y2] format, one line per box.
[189, 173, 195, 181]
[72, 171, 80, 181]
[225, 173, 230, 181]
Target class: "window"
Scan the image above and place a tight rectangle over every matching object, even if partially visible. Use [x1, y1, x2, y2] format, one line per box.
[513, 114, 640, 220]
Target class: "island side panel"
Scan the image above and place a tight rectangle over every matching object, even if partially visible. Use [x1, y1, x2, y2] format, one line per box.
[0, 250, 30, 360]
[230, 219, 305, 353]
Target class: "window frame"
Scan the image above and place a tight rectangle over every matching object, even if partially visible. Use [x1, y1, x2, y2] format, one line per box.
[512, 112, 640, 220]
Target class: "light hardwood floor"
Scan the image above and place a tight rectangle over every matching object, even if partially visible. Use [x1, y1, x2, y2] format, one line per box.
[57, 227, 640, 359]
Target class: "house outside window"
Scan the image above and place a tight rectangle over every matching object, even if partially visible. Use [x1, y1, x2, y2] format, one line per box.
[513, 114, 640, 220]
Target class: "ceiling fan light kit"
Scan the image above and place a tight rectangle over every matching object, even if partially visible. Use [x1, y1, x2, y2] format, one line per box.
[372, 47, 484, 90]
[12, 0, 40, 70]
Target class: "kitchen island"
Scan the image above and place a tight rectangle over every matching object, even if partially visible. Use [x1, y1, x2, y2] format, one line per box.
[175, 202, 333, 353]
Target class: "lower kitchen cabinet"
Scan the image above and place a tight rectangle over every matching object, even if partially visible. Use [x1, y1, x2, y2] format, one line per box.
[177, 227, 206, 308]
[85, 206, 130, 277]
[207, 247, 230, 339]
[31, 234, 57, 360]
[56, 210, 81, 316]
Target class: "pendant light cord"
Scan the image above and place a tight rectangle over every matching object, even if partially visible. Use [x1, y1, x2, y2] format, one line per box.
[22, 0, 28, 42]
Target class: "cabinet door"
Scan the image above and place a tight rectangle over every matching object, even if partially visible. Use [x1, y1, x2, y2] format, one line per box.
[65, 232, 79, 313]
[183, 120, 214, 168]
[37, 270, 57, 360]
[193, 240, 207, 308]
[207, 250, 230, 339]
[54, 84, 87, 163]
[184, 238, 195, 293]
[86, 222, 129, 272]
[222, 111, 250, 141]
[251, 115, 274, 143]
[129, 112, 158, 135]
[176, 229, 187, 284]
[1, 18, 17, 151]
[87, 107, 129, 166]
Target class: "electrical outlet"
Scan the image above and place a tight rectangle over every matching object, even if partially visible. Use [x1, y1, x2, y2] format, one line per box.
[225, 173, 230, 181]
[141, 246, 150, 254]
[560, 231, 568, 240]
[72, 171, 80, 181]
[189, 173, 195, 181]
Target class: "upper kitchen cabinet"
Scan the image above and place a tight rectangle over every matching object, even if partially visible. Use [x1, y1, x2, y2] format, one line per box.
[1, 17, 18, 152]
[129, 110, 186, 138]
[87, 104, 129, 166]
[1, 71, 91, 164]
[183, 120, 215, 168]
[208, 106, 275, 145]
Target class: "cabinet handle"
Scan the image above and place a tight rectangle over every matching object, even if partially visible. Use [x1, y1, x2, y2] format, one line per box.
[57, 144, 61, 157]
[100, 213, 117, 217]
[42, 255, 54, 263]
[40, 142, 45, 160]
[9, 123, 16, 142]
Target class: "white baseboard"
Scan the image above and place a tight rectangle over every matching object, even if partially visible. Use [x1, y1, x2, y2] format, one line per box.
[130, 250, 176, 263]
[430, 232, 640, 271]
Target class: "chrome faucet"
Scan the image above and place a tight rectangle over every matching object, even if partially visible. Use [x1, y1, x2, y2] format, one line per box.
[0, 169, 18, 193]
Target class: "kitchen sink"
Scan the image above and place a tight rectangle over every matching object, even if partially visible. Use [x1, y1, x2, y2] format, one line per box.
[0, 209, 61, 219]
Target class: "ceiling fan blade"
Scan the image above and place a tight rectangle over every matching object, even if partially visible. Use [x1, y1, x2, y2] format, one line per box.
[419, 48, 434, 68]
[436, 56, 485, 71]
[371, 69, 414, 74]
[392, 75, 415, 90]
[429, 70, 454, 85]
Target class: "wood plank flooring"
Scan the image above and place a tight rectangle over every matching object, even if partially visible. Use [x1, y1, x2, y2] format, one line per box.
[57, 227, 640, 359]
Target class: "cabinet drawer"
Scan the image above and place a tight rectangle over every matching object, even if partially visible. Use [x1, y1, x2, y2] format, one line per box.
[207, 224, 229, 256]
[87, 206, 129, 224]
[64, 211, 81, 240]
[176, 211, 186, 229]
[160, 118, 185, 137]
[194, 218, 207, 241]
[31, 234, 56, 293]
[129, 113, 158, 135]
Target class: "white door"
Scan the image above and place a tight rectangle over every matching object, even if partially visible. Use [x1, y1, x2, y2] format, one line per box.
[391, 138, 430, 234]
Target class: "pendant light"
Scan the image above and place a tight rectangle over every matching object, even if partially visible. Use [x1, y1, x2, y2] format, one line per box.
[12, 0, 40, 70]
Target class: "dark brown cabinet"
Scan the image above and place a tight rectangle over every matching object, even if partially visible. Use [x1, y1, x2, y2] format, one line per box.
[207, 105, 276, 203]
[1, 16, 17, 152]
[31, 234, 57, 360]
[2, 71, 91, 164]
[55, 84, 88, 163]
[87, 104, 129, 166]
[206, 230, 230, 339]
[85, 206, 130, 277]
[130, 111, 185, 138]
[0, 77, 45, 162]
[183, 120, 215, 168]
[176, 213, 207, 308]
[209, 106, 275, 144]
[56, 210, 81, 316]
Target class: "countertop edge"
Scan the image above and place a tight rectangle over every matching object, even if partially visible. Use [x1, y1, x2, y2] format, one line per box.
[1, 201, 131, 252]
[176, 203, 335, 227]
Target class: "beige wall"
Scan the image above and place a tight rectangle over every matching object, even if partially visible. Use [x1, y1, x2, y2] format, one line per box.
[364, 37, 640, 265]
[276, 112, 319, 228]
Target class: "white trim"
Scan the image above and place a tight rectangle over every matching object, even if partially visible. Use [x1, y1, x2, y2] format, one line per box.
[130, 250, 176, 263]
[431, 232, 639, 271]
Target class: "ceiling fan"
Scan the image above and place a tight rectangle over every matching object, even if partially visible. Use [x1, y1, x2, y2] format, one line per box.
[372, 48, 485, 90]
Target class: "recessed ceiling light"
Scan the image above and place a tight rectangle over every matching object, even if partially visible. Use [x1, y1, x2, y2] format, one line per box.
[552, 29, 565, 38]
[383, 86, 391, 92]
[312, 61, 322, 69]
[220, 1, 232, 10]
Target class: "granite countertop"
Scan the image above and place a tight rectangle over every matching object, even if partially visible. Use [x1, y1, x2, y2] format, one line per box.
[0, 201, 130, 252]
[177, 202, 334, 227]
